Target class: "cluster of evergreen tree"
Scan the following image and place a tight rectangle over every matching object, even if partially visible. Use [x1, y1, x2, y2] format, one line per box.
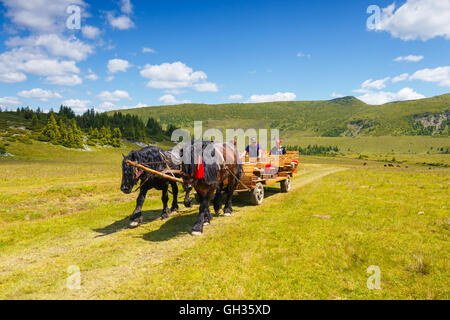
[2, 105, 176, 149]
[286, 144, 339, 156]
[38, 114, 84, 149]
[77, 108, 175, 141]
[87, 126, 122, 147]
[77, 109, 146, 141]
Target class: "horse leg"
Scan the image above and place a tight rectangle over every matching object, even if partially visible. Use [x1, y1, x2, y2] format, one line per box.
[204, 189, 215, 225]
[213, 184, 223, 215]
[161, 184, 171, 220]
[222, 187, 234, 216]
[183, 185, 193, 208]
[223, 179, 238, 216]
[170, 181, 179, 213]
[129, 187, 149, 228]
[192, 193, 208, 236]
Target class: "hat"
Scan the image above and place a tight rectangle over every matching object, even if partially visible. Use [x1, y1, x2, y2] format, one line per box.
[251, 137, 257, 143]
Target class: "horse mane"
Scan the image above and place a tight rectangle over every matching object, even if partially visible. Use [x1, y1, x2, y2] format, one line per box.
[181, 140, 220, 185]
[128, 146, 166, 172]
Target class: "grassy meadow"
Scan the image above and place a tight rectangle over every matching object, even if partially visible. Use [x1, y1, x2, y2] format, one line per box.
[0, 137, 448, 299]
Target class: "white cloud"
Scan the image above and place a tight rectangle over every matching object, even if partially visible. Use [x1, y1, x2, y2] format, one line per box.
[360, 77, 391, 90]
[142, 47, 156, 54]
[46, 75, 83, 86]
[82, 25, 101, 39]
[228, 94, 243, 100]
[17, 88, 62, 101]
[6, 34, 93, 62]
[0, 72, 27, 83]
[97, 101, 117, 112]
[0, 96, 21, 107]
[0, 47, 82, 85]
[22, 59, 79, 76]
[357, 87, 425, 105]
[140, 62, 216, 92]
[86, 69, 99, 81]
[158, 94, 191, 105]
[331, 92, 344, 98]
[107, 59, 131, 73]
[1, 0, 86, 33]
[0, 2, 92, 87]
[105, 76, 115, 82]
[97, 90, 132, 102]
[96, 101, 147, 112]
[394, 55, 424, 62]
[392, 73, 410, 83]
[120, 0, 133, 14]
[108, 13, 135, 30]
[248, 92, 296, 103]
[372, 0, 450, 41]
[62, 99, 91, 112]
[297, 52, 311, 58]
[409, 66, 450, 87]
[193, 82, 218, 92]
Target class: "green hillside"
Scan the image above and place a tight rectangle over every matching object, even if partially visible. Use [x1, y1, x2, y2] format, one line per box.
[110, 94, 450, 137]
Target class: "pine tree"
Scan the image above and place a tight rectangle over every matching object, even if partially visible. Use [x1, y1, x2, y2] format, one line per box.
[100, 126, 112, 145]
[91, 128, 100, 145]
[31, 114, 39, 129]
[39, 114, 61, 143]
[112, 128, 122, 148]
[71, 119, 84, 148]
[59, 119, 68, 145]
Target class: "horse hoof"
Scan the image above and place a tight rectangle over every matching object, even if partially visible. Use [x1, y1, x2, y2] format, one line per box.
[171, 210, 178, 215]
[216, 209, 223, 215]
[224, 212, 231, 217]
[203, 222, 210, 226]
[129, 221, 140, 228]
[192, 231, 203, 236]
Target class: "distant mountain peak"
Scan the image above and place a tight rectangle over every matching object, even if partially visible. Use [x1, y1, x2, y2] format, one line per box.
[330, 96, 363, 105]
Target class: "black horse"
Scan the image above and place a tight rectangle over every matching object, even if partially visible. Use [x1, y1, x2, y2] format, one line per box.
[177, 140, 242, 236]
[121, 146, 192, 227]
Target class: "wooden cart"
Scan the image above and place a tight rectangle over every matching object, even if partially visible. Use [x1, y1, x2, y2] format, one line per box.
[236, 151, 299, 205]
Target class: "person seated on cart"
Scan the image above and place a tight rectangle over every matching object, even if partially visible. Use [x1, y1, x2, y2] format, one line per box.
[270, 139, 287, 155]
[244, 137, 263, 162]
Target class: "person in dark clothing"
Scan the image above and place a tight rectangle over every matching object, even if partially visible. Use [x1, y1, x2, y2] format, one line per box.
[270, 139, 287, 155]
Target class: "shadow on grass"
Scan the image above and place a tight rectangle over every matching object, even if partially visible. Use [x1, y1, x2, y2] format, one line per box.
[142, 212, 197, 242]
[96, 186, 282, 240]
[93, 209, 162, 237]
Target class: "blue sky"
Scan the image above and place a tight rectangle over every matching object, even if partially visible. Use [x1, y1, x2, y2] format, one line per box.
[0, 0, 449, 113]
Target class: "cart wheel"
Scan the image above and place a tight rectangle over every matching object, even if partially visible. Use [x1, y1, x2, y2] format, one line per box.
[280, 176, 291, 193]
[250, 183, 264, 205]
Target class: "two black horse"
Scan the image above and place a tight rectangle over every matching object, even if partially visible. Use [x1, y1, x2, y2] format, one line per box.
[121, 141, 242, 235]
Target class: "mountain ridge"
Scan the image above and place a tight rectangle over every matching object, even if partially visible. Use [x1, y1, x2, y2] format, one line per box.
[108, 94, 450, 137]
